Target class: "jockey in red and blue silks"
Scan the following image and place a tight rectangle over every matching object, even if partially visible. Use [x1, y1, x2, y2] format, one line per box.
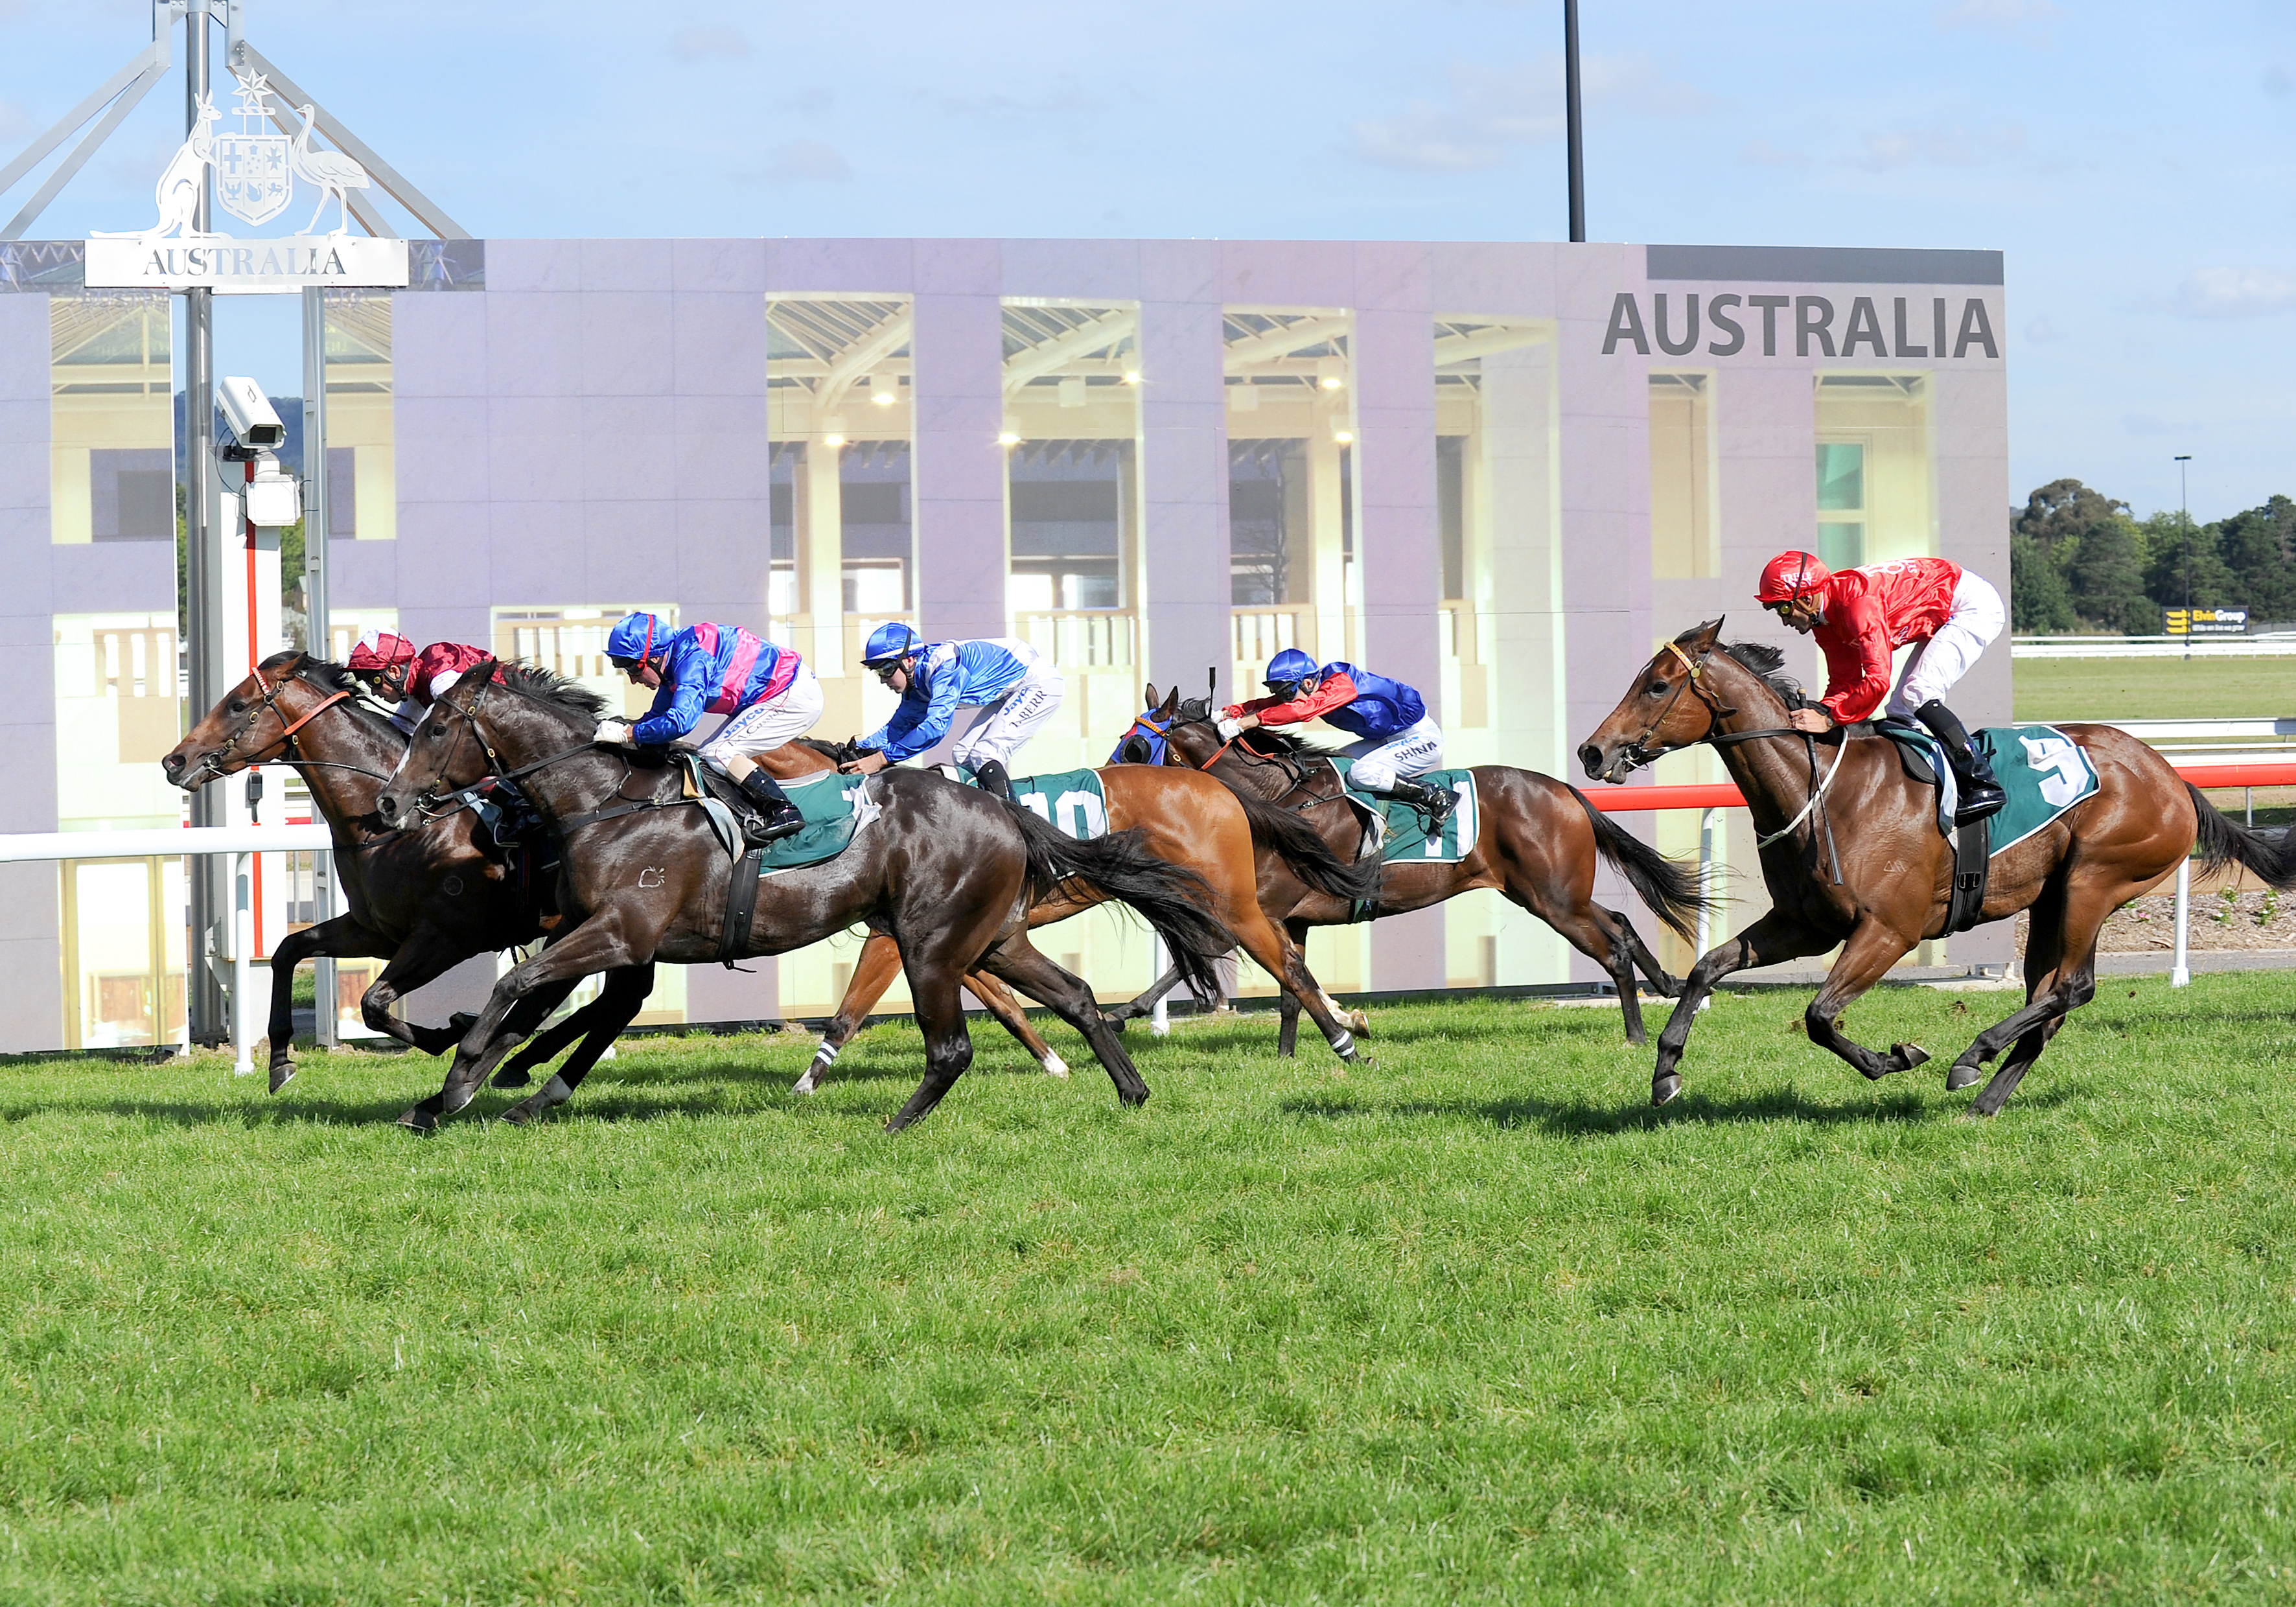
[597, 610, 822, 844]
[839, 622, 1065, 802]
[1222, 647, 1456, 826]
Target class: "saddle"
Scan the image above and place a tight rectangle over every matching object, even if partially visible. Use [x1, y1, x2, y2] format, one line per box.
[1867, 721, 1989, 935]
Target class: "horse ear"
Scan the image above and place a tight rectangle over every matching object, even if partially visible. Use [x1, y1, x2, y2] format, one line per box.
[1144, 682, 1161, 708]
[1159, 684, 1180, 715]
[1678, 616, 1724, 651]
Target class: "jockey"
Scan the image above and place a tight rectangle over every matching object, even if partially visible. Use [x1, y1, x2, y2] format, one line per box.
[597, 610, 822, 845]
[841, 623, 1065, 802]
[1757, 550, 2006, 824]
[345, 629, 492, 734]
[1220, 647, 1456, 827]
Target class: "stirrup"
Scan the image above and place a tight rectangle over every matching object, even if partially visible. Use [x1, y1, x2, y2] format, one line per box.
[1952, 781, 2005, 827]
[745, 803, 805, 845]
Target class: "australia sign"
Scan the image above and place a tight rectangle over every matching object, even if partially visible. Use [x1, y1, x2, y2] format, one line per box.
[83, 69, 406, 292]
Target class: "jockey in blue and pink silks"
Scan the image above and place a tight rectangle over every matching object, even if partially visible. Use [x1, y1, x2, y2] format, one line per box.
[1220, 646, 1457, 827]
[838, 623, 1066, 802]
[597, 610, 823, 844]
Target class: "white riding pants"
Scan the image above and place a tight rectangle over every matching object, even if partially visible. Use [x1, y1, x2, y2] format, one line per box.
[1344, 714, 1445, 792]
[952, 666, 1066, 772]
[1884, 571, 2005, 721]
[699, 662, 825, 764]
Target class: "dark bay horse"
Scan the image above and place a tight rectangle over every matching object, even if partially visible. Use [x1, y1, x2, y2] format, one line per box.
[752, 743, 1384, 1089]
[163, 652, 651, 1094]
[1115, 686, 1710, 1046]
[373, 662, 1235, 1133]
[1578, 619, 2296, 1113]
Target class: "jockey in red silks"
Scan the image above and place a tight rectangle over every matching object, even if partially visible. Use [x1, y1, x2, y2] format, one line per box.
[598, 610, 822, 844]
[1220, 646, 1457, 827]
[1756, 551, 2006, 824]
[345, 630, 493, 734]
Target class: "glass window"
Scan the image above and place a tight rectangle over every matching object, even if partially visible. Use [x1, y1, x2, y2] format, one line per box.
[49, 292, 171, 545]
[1649, 372, 1716, 579]
[1225, 309, 1353, 685]
[323, 290, 393, 540]
[1815, 375, 1932, 569]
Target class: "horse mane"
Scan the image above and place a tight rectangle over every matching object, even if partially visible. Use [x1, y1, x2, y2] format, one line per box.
[491, 659, 609, 719]
[1720, 640, 1802, 705]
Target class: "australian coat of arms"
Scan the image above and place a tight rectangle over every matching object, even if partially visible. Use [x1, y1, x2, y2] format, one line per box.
[96, 67, 369, 240]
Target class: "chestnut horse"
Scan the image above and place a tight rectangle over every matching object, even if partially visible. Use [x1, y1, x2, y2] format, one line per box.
[1114, 685, 1710, 1047]
[750, 743, 1383, 1089]
[1578, 619, 2296, 1114]
[163, 652, 651, 1094]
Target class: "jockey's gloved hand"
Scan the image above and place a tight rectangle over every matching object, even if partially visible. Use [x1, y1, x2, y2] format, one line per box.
[594, 719, 635, 747]
[1215, 717, 1244, 740]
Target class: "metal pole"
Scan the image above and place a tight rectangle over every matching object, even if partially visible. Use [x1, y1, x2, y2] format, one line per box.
[301, 285, 336, 1047]
[181, 0, 230, 1047]
[2177, 454, 2193, 664]
[1150, 932, 1169, 1037]
[1695, 805, 1715, 1012]
[2171, 857, 2191, 988]
[232, 850, 255, 1074]
[1563, 0, 1586, 242]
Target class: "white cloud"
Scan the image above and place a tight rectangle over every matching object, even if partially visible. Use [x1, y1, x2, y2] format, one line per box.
[1858, 122, 2026, 170]
[1349, 53, 1715, 172]
[1936, 0, 2061, 31]
[670, 25, 749, 62]
[2175, 267, 2296, 319]
[1738, 139, 1807, 167]
[759, 139, 852, 183]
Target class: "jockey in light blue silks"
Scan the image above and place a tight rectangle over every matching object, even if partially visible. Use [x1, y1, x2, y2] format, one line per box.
[597, 610, 823, 844]
[839, 623, 1066, 802]
[1222, 646, 1457, 826]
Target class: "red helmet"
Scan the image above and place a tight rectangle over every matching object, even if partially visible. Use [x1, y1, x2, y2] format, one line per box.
[347, 629, 415, 675]
[1756, 550, 1831, 605]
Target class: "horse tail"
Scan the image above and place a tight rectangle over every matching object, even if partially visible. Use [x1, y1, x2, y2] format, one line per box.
[1001, 802, 1233, 1004]
[2187, 783, 2296, 890]
[1229, 786, 1383, 903]
[1570, 787, 1710, 940]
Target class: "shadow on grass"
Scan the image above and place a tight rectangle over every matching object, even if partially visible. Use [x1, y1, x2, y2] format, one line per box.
[1274, 1076, 2080, 1136]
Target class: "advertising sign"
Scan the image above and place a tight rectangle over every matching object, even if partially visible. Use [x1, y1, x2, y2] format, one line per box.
[2165, 608, 2248, 636]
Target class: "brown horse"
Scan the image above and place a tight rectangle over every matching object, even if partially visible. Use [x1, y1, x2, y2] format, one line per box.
[163, 652, 652, 1094]
[1114, 685, 1710, 1046]
[749, 743, 1383, 1089]
[1578, 619, 2296, 1114]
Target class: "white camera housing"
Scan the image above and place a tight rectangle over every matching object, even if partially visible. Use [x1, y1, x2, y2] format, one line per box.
[216, 375, 286, 450]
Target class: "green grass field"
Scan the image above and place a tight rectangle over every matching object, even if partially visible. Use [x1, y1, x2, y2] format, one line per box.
[2015, 656, 2296, 721]
[5, 979, 2296, 1602]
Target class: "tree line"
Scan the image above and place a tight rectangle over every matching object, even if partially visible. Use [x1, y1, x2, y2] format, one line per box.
[2011, 479, 2296, 635]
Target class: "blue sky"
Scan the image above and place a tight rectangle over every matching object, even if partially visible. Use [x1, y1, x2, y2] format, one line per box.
[4, 0, 2291, 523]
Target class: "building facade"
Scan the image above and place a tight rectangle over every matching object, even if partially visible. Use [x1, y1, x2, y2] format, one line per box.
[0, 237, 2010, 1054]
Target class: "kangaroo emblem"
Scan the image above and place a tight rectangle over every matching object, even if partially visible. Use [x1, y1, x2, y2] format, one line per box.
[91, 95, 221, 240]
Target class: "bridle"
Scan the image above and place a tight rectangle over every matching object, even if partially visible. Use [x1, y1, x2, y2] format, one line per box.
[189, 656, 358, 783]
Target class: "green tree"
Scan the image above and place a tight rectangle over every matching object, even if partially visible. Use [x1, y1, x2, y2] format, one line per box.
[2215, 494, 2296, 622]
[2014, 478, 2129, 557]
[2011, 478, 2133, 634]
[2010, 529, 2078, 632]
[2140, 511, 2235, 615]
[2067, 513, 2159, 634]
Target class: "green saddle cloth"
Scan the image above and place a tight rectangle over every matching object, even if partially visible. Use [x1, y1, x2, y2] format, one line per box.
[1975, 724, 2100, 853]
[964, 765, 1111, 842]
[1328, 756, 1480, 864]
[756, 769, 872, 871]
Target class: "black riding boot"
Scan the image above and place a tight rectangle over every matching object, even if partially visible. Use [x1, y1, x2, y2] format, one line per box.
[974, 759, 1015, 802]
[1382, 778, 1457, 830]
[1914, 699, 2005, 826]
[737, 771, 806, 844]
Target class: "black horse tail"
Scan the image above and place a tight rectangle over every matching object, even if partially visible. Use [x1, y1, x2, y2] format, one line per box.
[1002, 804, 1234, 1004]
[2188, 783, 2296, 889]
[1229, 786, 1384, 903]
[1570, 787, 1710, 940]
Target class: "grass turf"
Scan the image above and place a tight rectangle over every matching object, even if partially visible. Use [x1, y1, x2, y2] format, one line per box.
[2015, 656, 2296, 722]
[4, 977, 2296, 1602]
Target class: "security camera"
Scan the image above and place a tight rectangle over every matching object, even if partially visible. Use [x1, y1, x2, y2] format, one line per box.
[216, 375, 286, 452]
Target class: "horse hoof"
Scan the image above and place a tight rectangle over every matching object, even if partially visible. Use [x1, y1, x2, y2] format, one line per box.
[1959, 1102, 1995, 1121]
[396, 1106, 438, 1135]
[1101, 1011, 1130, 1035]
[268, 1060, 296, 1095]
[1651, 1072, 1682, 1105]
[1349, 1010, 1372, 1037]
[1040, 1054, 1071, 1080]
[1895, 1042, 1931, 1070]
[1945, 1059, 1985, 1093]
[501, 1102, 535, 1127]
[447, 1012, 477, 1036]
[491, 1067, 532, 1089]
[792, 1072, 818, 1096]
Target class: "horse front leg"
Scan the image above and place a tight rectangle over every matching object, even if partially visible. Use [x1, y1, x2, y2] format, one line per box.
[1802, 918, 1932, 1081]
[1652, 910, 1830, 1105]
[502, 964, 656, 1125]
[262, 915, 386, 1092]
[975, 936, 1150, 1110]
[964, 968, 1071, 1079]
[796, 931, 905, 1094]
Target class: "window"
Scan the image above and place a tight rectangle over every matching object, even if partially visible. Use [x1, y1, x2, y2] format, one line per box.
[49, 292, 170, 545]
[323, 290, 393, 540]
[1814, 374, 1933, 570]
[1225, 309, 1355, 680]
[1650, 372, 1716, 579]
[1814, 441, 1864, 569]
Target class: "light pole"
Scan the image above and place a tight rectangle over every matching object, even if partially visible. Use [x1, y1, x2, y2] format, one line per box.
[1564, 0, 1585, 242]
[2176, 454, 2192, 662]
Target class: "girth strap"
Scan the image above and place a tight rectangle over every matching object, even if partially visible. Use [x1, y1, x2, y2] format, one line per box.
[1946, 816, 1991, 935]
[719, 845, 765, 965]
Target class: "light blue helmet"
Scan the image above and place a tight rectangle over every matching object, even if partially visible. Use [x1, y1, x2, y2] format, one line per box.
[861, 621, 924, 667]
[1264, 647, 1317, 690]
[605, 610, 664, 664]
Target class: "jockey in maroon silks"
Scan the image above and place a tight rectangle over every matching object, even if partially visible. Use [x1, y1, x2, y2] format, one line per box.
[1756, 550, 2006, 824]
[345, 630, 494, 734]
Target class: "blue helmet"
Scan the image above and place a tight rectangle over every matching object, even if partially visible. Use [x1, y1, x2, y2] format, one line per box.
[862, 621, 924, 667]
[1264, 647, 1317, 690]
[605, 610, 664, 664]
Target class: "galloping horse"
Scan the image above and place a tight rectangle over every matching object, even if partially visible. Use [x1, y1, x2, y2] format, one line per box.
[163, 652, 651, 1093]
[750, 742, 1384, 1088]
[1579, 619, 2296, 1113]
[373, 662, 1236, 1133]
[1114, 686, 1710, 1047]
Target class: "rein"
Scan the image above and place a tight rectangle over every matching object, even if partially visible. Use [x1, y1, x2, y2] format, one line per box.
[410, 676, 699, 837]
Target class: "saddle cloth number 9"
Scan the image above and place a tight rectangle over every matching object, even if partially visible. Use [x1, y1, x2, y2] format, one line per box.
[2018, 733, 2088, 807]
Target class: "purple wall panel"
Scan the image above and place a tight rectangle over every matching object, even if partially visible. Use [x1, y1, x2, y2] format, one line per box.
[1138, 290, 1228, 693]
[910, 283, 1008, 642]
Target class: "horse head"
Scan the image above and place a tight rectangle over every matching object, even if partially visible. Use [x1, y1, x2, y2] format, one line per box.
[163, 651, 357, 791]
[1576, 617, 1745, 783]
